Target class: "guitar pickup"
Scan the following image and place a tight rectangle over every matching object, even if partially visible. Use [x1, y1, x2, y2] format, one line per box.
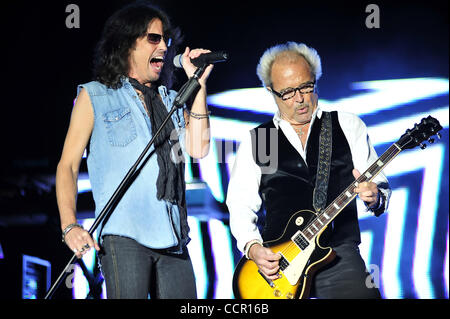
[279, 253, 289, 271]
[292, 231, 309, 250]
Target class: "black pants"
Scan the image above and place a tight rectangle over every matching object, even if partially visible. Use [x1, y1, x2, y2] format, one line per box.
[99, 235, 197, 299]
[310, 242, 381, 299]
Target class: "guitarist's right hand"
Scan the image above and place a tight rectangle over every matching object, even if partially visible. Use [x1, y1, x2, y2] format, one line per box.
[248, 244, 282, 280]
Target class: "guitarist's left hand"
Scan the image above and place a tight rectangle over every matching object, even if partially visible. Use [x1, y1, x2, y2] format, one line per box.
[352, 169, 379, 208]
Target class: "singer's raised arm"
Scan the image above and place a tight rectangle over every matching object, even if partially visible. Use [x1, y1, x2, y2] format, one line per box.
[180, 47, 214, 159]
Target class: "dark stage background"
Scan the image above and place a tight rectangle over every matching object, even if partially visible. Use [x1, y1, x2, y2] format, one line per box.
[0, 0, 448, 300]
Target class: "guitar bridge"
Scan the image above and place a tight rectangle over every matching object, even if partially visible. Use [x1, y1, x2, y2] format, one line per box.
[258, 270, 275, 288]
[257, 253, 290, 288]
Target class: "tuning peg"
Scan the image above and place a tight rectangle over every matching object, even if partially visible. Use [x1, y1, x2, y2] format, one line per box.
[437, 132, 442, 139]
[428, 137, 435, 144]
[420, 143, 427, 149]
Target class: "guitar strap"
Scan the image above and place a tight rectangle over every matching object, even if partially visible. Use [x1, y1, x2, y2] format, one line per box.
[313, 111, 333, 213]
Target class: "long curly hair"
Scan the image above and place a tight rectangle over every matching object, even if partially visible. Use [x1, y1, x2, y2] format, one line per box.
[93, 1, 181, 89]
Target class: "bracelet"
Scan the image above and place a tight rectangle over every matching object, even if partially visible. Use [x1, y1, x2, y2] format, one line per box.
[188, 110, 211, 119]
[244, 239, 263, 260]
[61, 223, 83, 243]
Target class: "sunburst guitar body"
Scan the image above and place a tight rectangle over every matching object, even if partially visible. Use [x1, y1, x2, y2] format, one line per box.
[232, 209, 336, 299]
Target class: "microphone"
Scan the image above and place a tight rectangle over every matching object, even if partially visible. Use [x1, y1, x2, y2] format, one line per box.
[173, 51, 228, 68]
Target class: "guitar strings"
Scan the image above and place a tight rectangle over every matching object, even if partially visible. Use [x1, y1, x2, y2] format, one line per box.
[277, 145, 400, 260]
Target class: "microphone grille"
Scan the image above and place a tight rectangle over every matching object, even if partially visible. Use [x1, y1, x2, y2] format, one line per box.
[173, 54, 183, 68]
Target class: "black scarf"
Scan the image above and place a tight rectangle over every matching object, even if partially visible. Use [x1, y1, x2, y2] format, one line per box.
[129, 78, 189, 243]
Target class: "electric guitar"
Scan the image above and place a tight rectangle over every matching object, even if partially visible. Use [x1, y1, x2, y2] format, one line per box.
[232, 116, 443, 299]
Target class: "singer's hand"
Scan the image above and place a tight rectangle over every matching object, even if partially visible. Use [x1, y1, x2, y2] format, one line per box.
[182, 47, 214, 86]
[63, 226, 100, 259]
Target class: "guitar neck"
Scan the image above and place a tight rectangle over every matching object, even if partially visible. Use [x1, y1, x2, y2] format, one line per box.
[301, 143, 402, 240]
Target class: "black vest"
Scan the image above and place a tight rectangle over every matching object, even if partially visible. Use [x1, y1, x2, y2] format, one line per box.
[251, 111, 361, 247]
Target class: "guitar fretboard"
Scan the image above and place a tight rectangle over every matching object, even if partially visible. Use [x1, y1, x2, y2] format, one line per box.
[299, 143, 402, 242]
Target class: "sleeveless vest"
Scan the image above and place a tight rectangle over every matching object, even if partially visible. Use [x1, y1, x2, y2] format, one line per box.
[251, 111, 361, 247]
[77, 79, 188, 251]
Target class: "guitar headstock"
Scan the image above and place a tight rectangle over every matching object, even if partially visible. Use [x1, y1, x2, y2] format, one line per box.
[397, 116, 443, 150]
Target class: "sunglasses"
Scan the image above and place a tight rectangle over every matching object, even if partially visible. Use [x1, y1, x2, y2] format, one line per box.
[146, 33, 172, 47]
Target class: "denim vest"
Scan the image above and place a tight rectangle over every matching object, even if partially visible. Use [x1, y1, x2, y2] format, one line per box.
[77, 78, 187, 250]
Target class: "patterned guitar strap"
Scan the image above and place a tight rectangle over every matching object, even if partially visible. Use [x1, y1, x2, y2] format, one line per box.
[313, 111, 333, 213]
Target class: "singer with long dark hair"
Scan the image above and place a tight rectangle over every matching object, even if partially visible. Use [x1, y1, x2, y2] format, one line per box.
[56, 2, 213, 299]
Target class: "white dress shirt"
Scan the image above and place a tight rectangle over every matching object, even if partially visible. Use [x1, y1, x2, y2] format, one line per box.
[226, 105, 391, 252]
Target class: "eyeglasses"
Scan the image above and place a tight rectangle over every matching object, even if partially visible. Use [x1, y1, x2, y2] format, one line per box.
[271, 81, 316, 100]
[146, 33, 172, 47]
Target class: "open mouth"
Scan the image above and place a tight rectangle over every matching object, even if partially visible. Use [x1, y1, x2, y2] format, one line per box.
[150, 57, 164, 72]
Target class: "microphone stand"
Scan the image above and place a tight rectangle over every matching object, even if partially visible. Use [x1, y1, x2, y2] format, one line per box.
[45, 64, 208, 299]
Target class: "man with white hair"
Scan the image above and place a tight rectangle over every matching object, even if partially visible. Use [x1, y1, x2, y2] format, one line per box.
[227, 42, 391, 298]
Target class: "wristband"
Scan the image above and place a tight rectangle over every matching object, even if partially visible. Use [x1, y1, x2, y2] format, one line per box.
[244, 239, 263, 260]
[370, 191, 386, 217]
[61, 223, 83, 243]
[187, 110, 211, 119]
